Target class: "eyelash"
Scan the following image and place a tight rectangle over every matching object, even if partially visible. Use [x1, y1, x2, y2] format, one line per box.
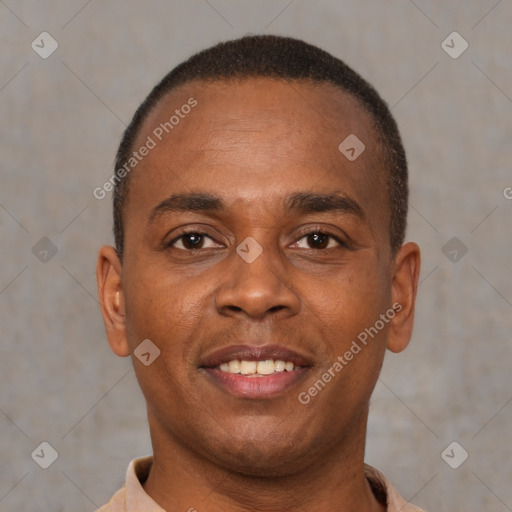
[167, 227, 348, 251]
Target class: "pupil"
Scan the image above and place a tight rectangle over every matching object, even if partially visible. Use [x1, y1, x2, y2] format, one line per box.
[309, 233, 327, 249]
[184, 233, 203, 249]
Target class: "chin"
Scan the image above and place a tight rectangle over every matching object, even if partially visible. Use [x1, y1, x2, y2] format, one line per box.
[200, 432, 316, 478]
[217, 450, 310, 478]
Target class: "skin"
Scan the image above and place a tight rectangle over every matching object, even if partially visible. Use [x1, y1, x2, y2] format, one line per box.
[97, 77, 420, 512]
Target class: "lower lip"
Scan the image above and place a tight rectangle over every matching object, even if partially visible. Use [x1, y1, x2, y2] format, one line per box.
[203, 368, 310, 399]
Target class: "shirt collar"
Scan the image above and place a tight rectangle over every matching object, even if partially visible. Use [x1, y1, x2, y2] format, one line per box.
[364, 463, 426, 511]
[123, 456, 425, 512]
[125, 455, 165, 511]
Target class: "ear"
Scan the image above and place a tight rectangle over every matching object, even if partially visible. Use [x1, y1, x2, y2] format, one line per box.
[96, 245, 130, 357]
[387, 242, 421, 353]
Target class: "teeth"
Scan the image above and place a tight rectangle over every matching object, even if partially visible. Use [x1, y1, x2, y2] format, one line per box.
[274, 360, 286, 372]
[256, 360, 275, 375]
[218, 359, 299, 375]
[228, 360, 241, 373]
[240, 360, 257, 375]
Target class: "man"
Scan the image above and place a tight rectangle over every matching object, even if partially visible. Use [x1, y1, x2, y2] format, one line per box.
[96, 35, 422, 511]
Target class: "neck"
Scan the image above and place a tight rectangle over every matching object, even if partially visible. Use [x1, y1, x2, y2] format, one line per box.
[142, 408, 385, 512]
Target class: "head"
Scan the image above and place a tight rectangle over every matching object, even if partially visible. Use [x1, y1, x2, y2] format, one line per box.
[112, 35, 409, 259]
[97, 35, 420, 477]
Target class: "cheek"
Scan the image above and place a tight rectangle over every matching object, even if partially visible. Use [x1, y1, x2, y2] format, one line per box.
[306, 257, 390, 341]
[123, 271, 202, 419]
[305, 269, 390, 412]
[123, 262, 212, 368]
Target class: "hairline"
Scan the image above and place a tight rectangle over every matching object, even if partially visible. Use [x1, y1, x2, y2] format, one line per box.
[118, 76, 394, 257]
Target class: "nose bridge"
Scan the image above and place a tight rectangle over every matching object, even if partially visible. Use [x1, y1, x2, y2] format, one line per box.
[215, 234, 300, 319]
[237, 237, 281, 288]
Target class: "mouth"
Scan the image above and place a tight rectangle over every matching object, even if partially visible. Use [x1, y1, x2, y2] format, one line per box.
[199, 344, 313, 399]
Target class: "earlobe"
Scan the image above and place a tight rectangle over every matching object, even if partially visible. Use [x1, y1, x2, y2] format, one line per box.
[386, 242, 421, 353]
[96, 246, 131, 357]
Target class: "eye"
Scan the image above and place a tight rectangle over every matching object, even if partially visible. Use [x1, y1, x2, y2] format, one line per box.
[293, 231, 345, 250]
[168, 231, 221, 250]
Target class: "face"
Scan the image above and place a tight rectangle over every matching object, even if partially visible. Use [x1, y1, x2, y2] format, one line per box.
[97, 78, 420, 477]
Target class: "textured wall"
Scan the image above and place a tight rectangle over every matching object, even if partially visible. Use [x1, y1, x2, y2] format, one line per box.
[1, 1, 511, 511]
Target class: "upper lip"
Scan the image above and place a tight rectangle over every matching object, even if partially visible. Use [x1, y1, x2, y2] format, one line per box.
[200, 344, 313, 368]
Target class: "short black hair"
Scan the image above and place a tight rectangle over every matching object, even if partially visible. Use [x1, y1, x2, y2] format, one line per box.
[113, 34, 408, 257]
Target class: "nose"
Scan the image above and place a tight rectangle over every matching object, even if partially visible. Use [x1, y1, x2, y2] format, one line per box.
[215, 242, 301, 320]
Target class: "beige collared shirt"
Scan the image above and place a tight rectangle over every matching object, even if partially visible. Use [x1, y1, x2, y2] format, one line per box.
[96, 455, 426, 511]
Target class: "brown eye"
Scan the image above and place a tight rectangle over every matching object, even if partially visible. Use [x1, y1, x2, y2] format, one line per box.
[294, 231, 342, 250]
[169, 232, 220, 251]
[307, 233, 329, 249]
[181, 233, 205, 249]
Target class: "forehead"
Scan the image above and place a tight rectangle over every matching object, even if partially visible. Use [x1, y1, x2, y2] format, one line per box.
[126, 77, 387, 233]
[137, 77, 378, 162]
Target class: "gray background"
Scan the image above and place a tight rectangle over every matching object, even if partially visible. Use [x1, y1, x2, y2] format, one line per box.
[1, 1, 511, 511]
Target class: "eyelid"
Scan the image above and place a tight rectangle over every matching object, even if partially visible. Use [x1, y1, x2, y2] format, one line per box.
[167, 225, 348, 250]
[167, 228, 222, 249]
[292, 225, 348, 248]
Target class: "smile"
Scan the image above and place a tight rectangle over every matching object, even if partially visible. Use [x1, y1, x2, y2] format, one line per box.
[200, 344, 312, 399]
[218, 359, 300, 376]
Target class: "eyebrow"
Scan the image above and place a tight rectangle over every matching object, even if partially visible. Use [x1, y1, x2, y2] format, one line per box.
[148, 191, 365, 224]
[149, 193, 225, 224]
[284, 192, 364, 219]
